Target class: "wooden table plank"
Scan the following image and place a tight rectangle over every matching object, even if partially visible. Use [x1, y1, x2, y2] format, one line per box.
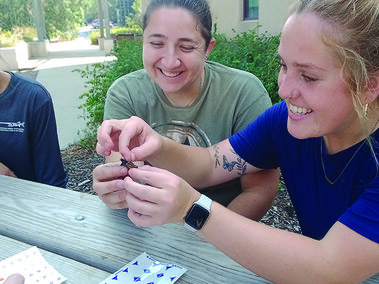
[0, 235, 110, 283]
[0, 175, 257, 283]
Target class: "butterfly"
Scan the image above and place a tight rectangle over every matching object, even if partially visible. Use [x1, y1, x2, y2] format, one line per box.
[120, 158, 138, 169]
[223, 156, 237, 172]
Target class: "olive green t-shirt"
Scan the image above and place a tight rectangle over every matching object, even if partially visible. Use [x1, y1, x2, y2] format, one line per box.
[104, 61, 272, 206]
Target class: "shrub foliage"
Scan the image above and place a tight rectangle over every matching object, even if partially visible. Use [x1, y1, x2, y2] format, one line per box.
[76, 31, 281, 148]
[74, 38, 143, 147]
[208, 30, 281, 104]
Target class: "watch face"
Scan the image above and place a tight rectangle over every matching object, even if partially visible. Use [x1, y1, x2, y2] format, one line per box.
[185, 204, 210, 230]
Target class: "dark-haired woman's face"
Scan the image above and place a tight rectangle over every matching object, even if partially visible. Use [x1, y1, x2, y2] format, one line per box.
[142, 7, 214, 97]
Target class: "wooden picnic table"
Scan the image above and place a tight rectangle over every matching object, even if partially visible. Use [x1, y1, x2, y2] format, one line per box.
[0, 175, 258, 283]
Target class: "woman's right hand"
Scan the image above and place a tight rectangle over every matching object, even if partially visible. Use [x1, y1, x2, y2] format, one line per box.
[0, 163, 17, 178]
[4, 274, 24, 284]
[124, 165, 200, 227]
[96, 117, 162, 162]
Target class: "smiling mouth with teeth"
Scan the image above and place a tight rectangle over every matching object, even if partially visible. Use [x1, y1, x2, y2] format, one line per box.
[161, 69, 182, 78]
[288, 103, 312, 115]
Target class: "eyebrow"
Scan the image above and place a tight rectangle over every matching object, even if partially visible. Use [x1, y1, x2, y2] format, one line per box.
[147, 33, 199, 44]
[279, 53, 327, 72]
[294, 62, 327, 72]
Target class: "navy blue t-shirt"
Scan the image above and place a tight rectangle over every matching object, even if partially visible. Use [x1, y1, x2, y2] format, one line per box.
[230, 101, 379, 242]
[0, 72, 67, 187]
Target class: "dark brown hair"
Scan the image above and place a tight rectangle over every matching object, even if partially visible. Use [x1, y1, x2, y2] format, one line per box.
[142, 0, 213, 48]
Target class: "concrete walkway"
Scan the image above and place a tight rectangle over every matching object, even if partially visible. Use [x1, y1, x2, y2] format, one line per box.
[34, 28, 115, 149]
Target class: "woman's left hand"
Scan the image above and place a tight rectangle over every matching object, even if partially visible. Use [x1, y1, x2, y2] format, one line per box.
[124, 165, 201, 227]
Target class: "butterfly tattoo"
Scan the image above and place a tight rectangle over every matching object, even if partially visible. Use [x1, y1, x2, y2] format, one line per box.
[223, 155, 237, 172]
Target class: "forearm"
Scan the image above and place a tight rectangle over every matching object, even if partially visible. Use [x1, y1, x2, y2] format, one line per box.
[227, 191, 275, 221]
[149, 137, 261, 188]
[199, 203, 377, 284]
[148, 136, 214, 186]
[200, 204, 321, 283]
[227, 169, 279, 220]
[123, 160, 378, 283]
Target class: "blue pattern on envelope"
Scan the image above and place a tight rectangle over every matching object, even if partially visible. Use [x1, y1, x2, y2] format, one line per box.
[99, 252, 187, 284]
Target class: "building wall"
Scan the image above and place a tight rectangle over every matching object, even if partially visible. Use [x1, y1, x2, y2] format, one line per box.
[140, 0, 295, 37]
[259, 0, 294, 35]
[208, 0, 294, 37]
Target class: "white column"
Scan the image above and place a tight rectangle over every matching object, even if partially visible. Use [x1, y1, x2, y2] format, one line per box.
[32, 0, 47, 40]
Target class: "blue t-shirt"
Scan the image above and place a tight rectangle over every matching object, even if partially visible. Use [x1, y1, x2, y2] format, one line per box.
[0, 72, 67, 187]
[230, 101, 379, 242]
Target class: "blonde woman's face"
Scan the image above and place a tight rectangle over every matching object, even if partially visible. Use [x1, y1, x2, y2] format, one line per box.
[277, 12, 361, 146]
[142, 7, 211, 97]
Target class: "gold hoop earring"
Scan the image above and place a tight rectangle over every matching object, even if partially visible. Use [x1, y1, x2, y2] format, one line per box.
[364, 103, 368, 117]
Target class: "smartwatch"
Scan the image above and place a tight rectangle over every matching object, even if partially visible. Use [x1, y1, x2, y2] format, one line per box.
[184, 194, 212, 231]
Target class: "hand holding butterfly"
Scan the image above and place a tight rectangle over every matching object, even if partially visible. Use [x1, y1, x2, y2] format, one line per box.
[96, 117, 261, 191]
[92, 161, 129, 209]
[96, 116, 162, 162]
[123, 165, 201, 227]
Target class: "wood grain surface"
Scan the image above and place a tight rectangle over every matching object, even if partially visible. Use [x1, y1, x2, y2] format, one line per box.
[0, 235, 110, 283]
[0, 175, 257, 283]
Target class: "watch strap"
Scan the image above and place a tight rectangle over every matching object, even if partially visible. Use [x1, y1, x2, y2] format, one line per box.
[184, 194, 212, 231]
[195, 194, 212, 211]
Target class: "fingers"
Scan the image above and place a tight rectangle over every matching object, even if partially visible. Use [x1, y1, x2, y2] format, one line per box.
[96, 119, 128, 157]
[117, 117, 149, 161]
[4, 274, 25, 284]
[124, 166, 198, 227]
[124, 178, 183, 227]
[96, 117, 160, 163]
[125, 181, 164, 227]
[96, 117, 144, 160]
[0, 162, 17, 178]
[117, 116, 161, 161]
[93, 162, 127, 183]
[117, 118, 138, 160]
[128, 207, 155, 227]
[101, 190, 128, 209]
[96, 121, 116, 157]
[9, 171, 17, 178]
[93, 162, 129, 209]
[128, 165, 181, 190]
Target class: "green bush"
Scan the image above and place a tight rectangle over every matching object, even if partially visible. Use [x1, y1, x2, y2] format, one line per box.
[74, 38, 143, 148]
[0, 27, 37, 47]
[208, 30, 281, 104]
[76, 31, 281, 148]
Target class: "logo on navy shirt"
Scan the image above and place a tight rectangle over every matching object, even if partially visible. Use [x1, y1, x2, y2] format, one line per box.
[0, 121, 25, 133]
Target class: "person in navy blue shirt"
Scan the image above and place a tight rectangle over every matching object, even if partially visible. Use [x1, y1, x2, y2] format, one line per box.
[0, 70, 67, 187]
[95, 0, 379, 283]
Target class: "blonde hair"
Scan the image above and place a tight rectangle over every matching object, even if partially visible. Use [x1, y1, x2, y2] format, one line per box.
[291, 0, 379, 131]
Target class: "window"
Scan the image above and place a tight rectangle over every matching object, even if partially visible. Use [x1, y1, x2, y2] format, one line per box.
[244, 0, 259, 20]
